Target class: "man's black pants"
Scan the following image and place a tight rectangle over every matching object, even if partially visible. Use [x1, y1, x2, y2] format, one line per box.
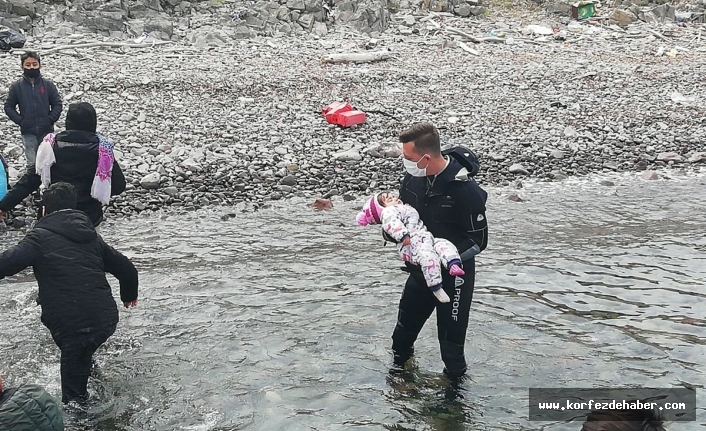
[391, 258, 475, 378]
[49, 322, 117, 403]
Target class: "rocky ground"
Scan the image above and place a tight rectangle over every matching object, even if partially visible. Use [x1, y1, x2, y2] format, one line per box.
[1, 8, 705, 224]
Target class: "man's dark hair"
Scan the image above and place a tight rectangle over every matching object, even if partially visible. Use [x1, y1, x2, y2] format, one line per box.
[42, 182, 77, 215]
[20, 51, 41, 66]
[399, 123, 441, 156]
[581, 408, 666, 431]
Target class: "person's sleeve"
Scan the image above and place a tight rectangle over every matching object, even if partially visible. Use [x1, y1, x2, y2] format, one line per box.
[110, 160, 127, 196]
[3, 83, 23, 125]
[0, 231, 41, 279]
[381, 208, 410, 242]
[0, 173, 41, 212]
[47, 82, 63, 123]
[101, 240, 138, 302]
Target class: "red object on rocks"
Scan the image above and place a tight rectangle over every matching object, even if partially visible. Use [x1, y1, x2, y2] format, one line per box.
[322, 102, 353, 125]
[337, 110, 366, 127]
[321, 102, 366, 127]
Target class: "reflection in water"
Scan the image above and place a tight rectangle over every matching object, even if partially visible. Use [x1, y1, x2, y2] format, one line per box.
[1, 170, 705, 430]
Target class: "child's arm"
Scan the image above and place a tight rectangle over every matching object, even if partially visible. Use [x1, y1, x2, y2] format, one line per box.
[101, 239, 139, 308]
[381, 207, 410, 244]
[0, 232, 41, 280]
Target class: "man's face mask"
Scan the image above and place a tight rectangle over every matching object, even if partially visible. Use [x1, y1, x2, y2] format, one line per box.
[403, 154, 429, 177]
[23, 68, 40, 79]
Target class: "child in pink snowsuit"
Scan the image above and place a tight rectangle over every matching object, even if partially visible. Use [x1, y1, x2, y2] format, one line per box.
[356, 192, 465, 303]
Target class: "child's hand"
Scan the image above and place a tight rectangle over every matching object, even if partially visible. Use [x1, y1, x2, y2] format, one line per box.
[402, 236, 411, 247]
[124, 300, 138, 308]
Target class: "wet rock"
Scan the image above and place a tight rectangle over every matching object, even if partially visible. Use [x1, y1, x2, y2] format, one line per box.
[600, 180, 616, 187]
[509, 163, 529, 175]
[311, 198, 333, 210]
[641, 170, 660, 180]
[689, 152, 706, 163]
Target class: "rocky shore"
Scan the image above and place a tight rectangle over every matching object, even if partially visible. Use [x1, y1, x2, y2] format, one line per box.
[1, 2, 705, 223]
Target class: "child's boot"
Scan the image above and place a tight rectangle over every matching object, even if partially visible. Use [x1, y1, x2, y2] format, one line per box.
[430, 284, 450, 303]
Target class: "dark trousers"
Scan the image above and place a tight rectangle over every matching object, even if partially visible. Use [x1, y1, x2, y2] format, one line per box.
[391, 258, 475, 378]
[50, 322, 117, 403]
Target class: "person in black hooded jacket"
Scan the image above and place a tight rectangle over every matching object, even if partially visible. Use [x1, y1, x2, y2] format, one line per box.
[0, 102, 126, 227]
[0, 182, 139, 404]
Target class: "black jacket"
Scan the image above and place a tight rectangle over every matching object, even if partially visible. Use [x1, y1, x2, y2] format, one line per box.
[0, 210, 138, 332]
[0, 130, 127, 226]
[399, 158, 488, 259]
[4, 75, 63, 137]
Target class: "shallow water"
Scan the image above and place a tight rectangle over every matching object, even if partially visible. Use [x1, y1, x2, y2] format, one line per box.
[1, 169, 705, 430]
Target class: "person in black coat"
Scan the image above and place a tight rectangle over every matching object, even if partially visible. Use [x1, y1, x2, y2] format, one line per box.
[0, 102, 126, 227]
[0, 182, 139, 404]
[3, 51, 63, 173]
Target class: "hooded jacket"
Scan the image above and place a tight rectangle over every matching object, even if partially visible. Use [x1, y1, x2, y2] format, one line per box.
[0, 103, 126, 226]
[0, 210, 138, 332]
[398, 157, 488, 259]
[4, 75, 63, 137]
[0, 384, 64, 431]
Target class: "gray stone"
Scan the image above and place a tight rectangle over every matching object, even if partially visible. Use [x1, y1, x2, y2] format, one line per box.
[507, 193, 524, 202]
[564, 126, 577, 137]
[641, 170, 660, 180]
[334, 148, 362, 161]
[454, 4, 471, 17]
[469, 6, 486, 16]
[312, 21, 328, 36]
[280, 175, 297, 186]
[10, 0, 34, 17]
[509, 163, 529, 175]
[140, 172, 161, 189]
[688, 152, 706, 163]
[656, 152, 683, 162]
[287, 0, 306, 11]
[610, 9, 637, 26]
[402, 15, 415, 26]
[551, 150, 565, 159]
[164, 186, 179, 196]
[547, 1, 572, 14]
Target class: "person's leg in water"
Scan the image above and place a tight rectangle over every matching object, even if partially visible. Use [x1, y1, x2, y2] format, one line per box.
[435, 257, 475, 380]
[21, 134, 40, 175]
[410, 232, 450, 303]
[391, 273, 437, 367]
[51, 322, 117, 404]
[433, 238, 465, 277]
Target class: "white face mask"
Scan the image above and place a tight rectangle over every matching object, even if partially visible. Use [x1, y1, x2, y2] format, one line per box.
[403, 155, 429, 177]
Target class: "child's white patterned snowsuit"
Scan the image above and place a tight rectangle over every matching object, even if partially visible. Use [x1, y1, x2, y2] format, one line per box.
[381, 204, 461, 289]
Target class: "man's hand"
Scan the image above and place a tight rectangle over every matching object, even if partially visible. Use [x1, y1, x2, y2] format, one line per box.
[123, 300, 138, 308]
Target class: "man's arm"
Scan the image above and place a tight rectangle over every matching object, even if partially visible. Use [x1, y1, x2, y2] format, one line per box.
[0, 232, 41, 279]
[47, 82, 63, 123]
[3, 83, 23, 125]
[0, 173, 41, 214]
[101, 240, 139, 305]
[110, 160, 127, 196]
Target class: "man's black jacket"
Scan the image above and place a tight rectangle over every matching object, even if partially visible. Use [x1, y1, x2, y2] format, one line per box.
[399, 158, 488, 259]
[0, 210, 138, 332]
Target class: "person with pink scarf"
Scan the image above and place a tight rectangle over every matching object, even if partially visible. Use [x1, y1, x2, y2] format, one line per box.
[0, 102, 126, 227]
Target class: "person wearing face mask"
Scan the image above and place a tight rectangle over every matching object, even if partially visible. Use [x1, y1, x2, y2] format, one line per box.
[388, 122, 488, 380]
[4, 51, 63, 174]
